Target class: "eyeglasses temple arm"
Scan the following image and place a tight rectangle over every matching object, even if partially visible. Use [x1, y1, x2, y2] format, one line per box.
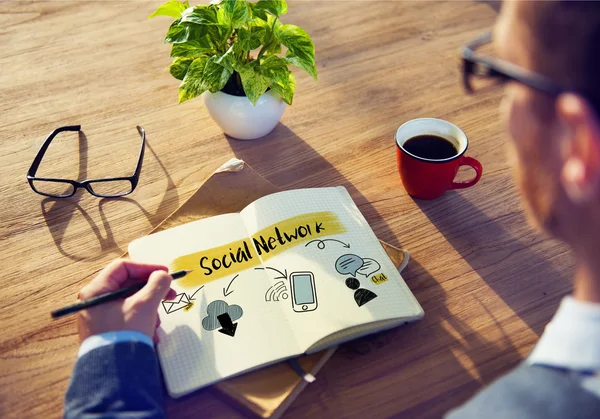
[27, 125, 81, 178]
[132, 126, 146, 186]
[463, 31, 493, 56]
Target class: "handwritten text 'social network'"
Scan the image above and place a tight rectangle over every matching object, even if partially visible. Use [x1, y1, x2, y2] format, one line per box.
[172, 212, 346, 288]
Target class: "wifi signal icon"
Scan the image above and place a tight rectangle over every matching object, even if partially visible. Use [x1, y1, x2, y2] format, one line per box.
[265, 281, 289, 302]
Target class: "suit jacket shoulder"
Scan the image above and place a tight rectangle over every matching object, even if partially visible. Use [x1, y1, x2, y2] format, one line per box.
[446, 365, 600, 419]
[64, 341, 165, 419]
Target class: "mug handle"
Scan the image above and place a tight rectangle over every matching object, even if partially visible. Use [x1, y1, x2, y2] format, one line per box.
[449, 156, 483, 190]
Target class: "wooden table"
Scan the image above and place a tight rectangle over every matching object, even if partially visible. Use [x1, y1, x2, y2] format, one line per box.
[0, 1, 574, 417]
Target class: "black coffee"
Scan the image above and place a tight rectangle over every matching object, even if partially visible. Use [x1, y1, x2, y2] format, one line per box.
[403, 135, 457, 160]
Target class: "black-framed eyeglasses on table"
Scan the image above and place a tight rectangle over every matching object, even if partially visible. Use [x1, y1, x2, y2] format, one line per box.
[27, 125, 145, 198]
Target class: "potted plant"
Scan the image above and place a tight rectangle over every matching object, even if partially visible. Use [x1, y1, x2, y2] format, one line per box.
[149, 0, 317, 140]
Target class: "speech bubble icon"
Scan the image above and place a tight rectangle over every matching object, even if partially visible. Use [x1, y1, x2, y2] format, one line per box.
[335, 254, 364, 277]
[357, 258, 381, 277]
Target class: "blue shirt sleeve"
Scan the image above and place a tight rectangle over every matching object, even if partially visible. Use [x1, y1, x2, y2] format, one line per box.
[78, 331, 154, 358]
[65, 332, 165, 418]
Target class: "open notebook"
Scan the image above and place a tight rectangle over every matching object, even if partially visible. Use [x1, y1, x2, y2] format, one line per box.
[128, 186, 424, 397]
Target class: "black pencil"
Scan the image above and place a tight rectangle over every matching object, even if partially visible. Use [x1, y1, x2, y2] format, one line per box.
[51, 269, 192, 319]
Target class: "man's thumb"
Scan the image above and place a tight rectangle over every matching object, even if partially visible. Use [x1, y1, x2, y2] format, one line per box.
[135, 270, 173, 308]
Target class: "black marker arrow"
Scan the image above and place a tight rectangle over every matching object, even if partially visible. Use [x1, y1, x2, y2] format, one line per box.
[223, 275, 238, 297]
[217, 313, 238, 337]
[255, 266, 288, 280]
[306, 239, 350, 249]
[189, 286, 204, 301]
[266, 266, 287, 280]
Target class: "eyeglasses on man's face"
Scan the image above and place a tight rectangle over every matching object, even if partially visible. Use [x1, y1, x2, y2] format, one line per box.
[461, 31, 569, 97]
[27, 125, 146, 198]
[461, 31, 600, 125]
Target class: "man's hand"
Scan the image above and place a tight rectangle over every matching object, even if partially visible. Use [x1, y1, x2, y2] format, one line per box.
[77, 259, 177, 343]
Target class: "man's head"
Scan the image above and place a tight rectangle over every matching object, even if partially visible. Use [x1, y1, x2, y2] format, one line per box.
[494, 1, 600, 256]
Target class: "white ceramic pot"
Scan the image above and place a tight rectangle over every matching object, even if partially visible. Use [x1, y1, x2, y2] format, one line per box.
[203, 90, 287, 140]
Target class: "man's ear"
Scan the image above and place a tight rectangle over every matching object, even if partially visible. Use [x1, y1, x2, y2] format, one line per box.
[556, 93, 600, 204]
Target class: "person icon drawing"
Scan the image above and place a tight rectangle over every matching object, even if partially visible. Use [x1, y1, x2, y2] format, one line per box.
[345, 277, 377, 307]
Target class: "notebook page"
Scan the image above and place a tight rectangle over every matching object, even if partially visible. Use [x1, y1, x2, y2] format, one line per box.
[128, 213, 300, 397]
[307, 318, 408, 354]
[240, 187, 424, 352]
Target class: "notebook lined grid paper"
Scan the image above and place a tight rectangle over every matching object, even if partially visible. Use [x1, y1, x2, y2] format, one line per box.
[240, 187, 421, 343]
[128, 187, 423, 397]
[158, 322, 204, 395]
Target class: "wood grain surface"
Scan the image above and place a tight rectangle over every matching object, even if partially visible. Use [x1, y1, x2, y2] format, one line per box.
[0, 1, 573, 418]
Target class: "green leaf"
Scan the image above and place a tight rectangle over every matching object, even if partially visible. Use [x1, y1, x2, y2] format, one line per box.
[285, 52, 317, 80]
[250, 6, 268, 21]
[267, 13, 283, 33]
[259, 55, 294, 104]
[217, 42, 242, 73]
[203, 55, 233, 93]
[166, 19, 215, 46]
[169, 57, 195, 80]
[219, 0, 249, 29]
[165, 19, 189, 43]
[237, 27, 265, 51]
[238, 62, 270, 105]
[276, 24, 317, 80]
[263, 43, 282, 55]
[149, 0, 187, 19]
[204, 20, 231, 49]
[251, 14, 282, 56]
[181, 5, 219, 25]
[166, 19, 209, 44]
[260, 37, 282, 55]
[178, 54, 232, 102]
[259, 55, 288, 80]
[252, 13, 281, 34]
[178, 56, 210, 103]
[253, 0, 287, 18]
[170, 38, 213, 58]
[270, 71, 295, 105]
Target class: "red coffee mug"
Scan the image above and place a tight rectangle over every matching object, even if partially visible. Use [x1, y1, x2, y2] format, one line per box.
[395, 118, 482, 200]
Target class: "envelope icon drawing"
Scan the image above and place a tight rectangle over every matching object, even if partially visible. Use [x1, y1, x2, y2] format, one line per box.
[162, 293, 191, 314]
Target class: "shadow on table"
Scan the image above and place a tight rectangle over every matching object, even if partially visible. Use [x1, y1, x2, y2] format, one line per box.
[41, 135, 179, 261]
[42, 197, 117, 261]
[225, 123, 520, 416]
[415, 191, 570, 337]
[98, 140, 180, 237]
[225, 123, 401, 247]
[291, 257, 522, 418]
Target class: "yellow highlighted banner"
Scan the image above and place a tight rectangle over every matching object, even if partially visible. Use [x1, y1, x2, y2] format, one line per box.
[172, 238, 260, 288]
[171, 211, 346, 288]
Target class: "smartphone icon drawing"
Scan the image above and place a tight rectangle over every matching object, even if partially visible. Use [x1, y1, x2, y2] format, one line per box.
[289, 271, 318, 313]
